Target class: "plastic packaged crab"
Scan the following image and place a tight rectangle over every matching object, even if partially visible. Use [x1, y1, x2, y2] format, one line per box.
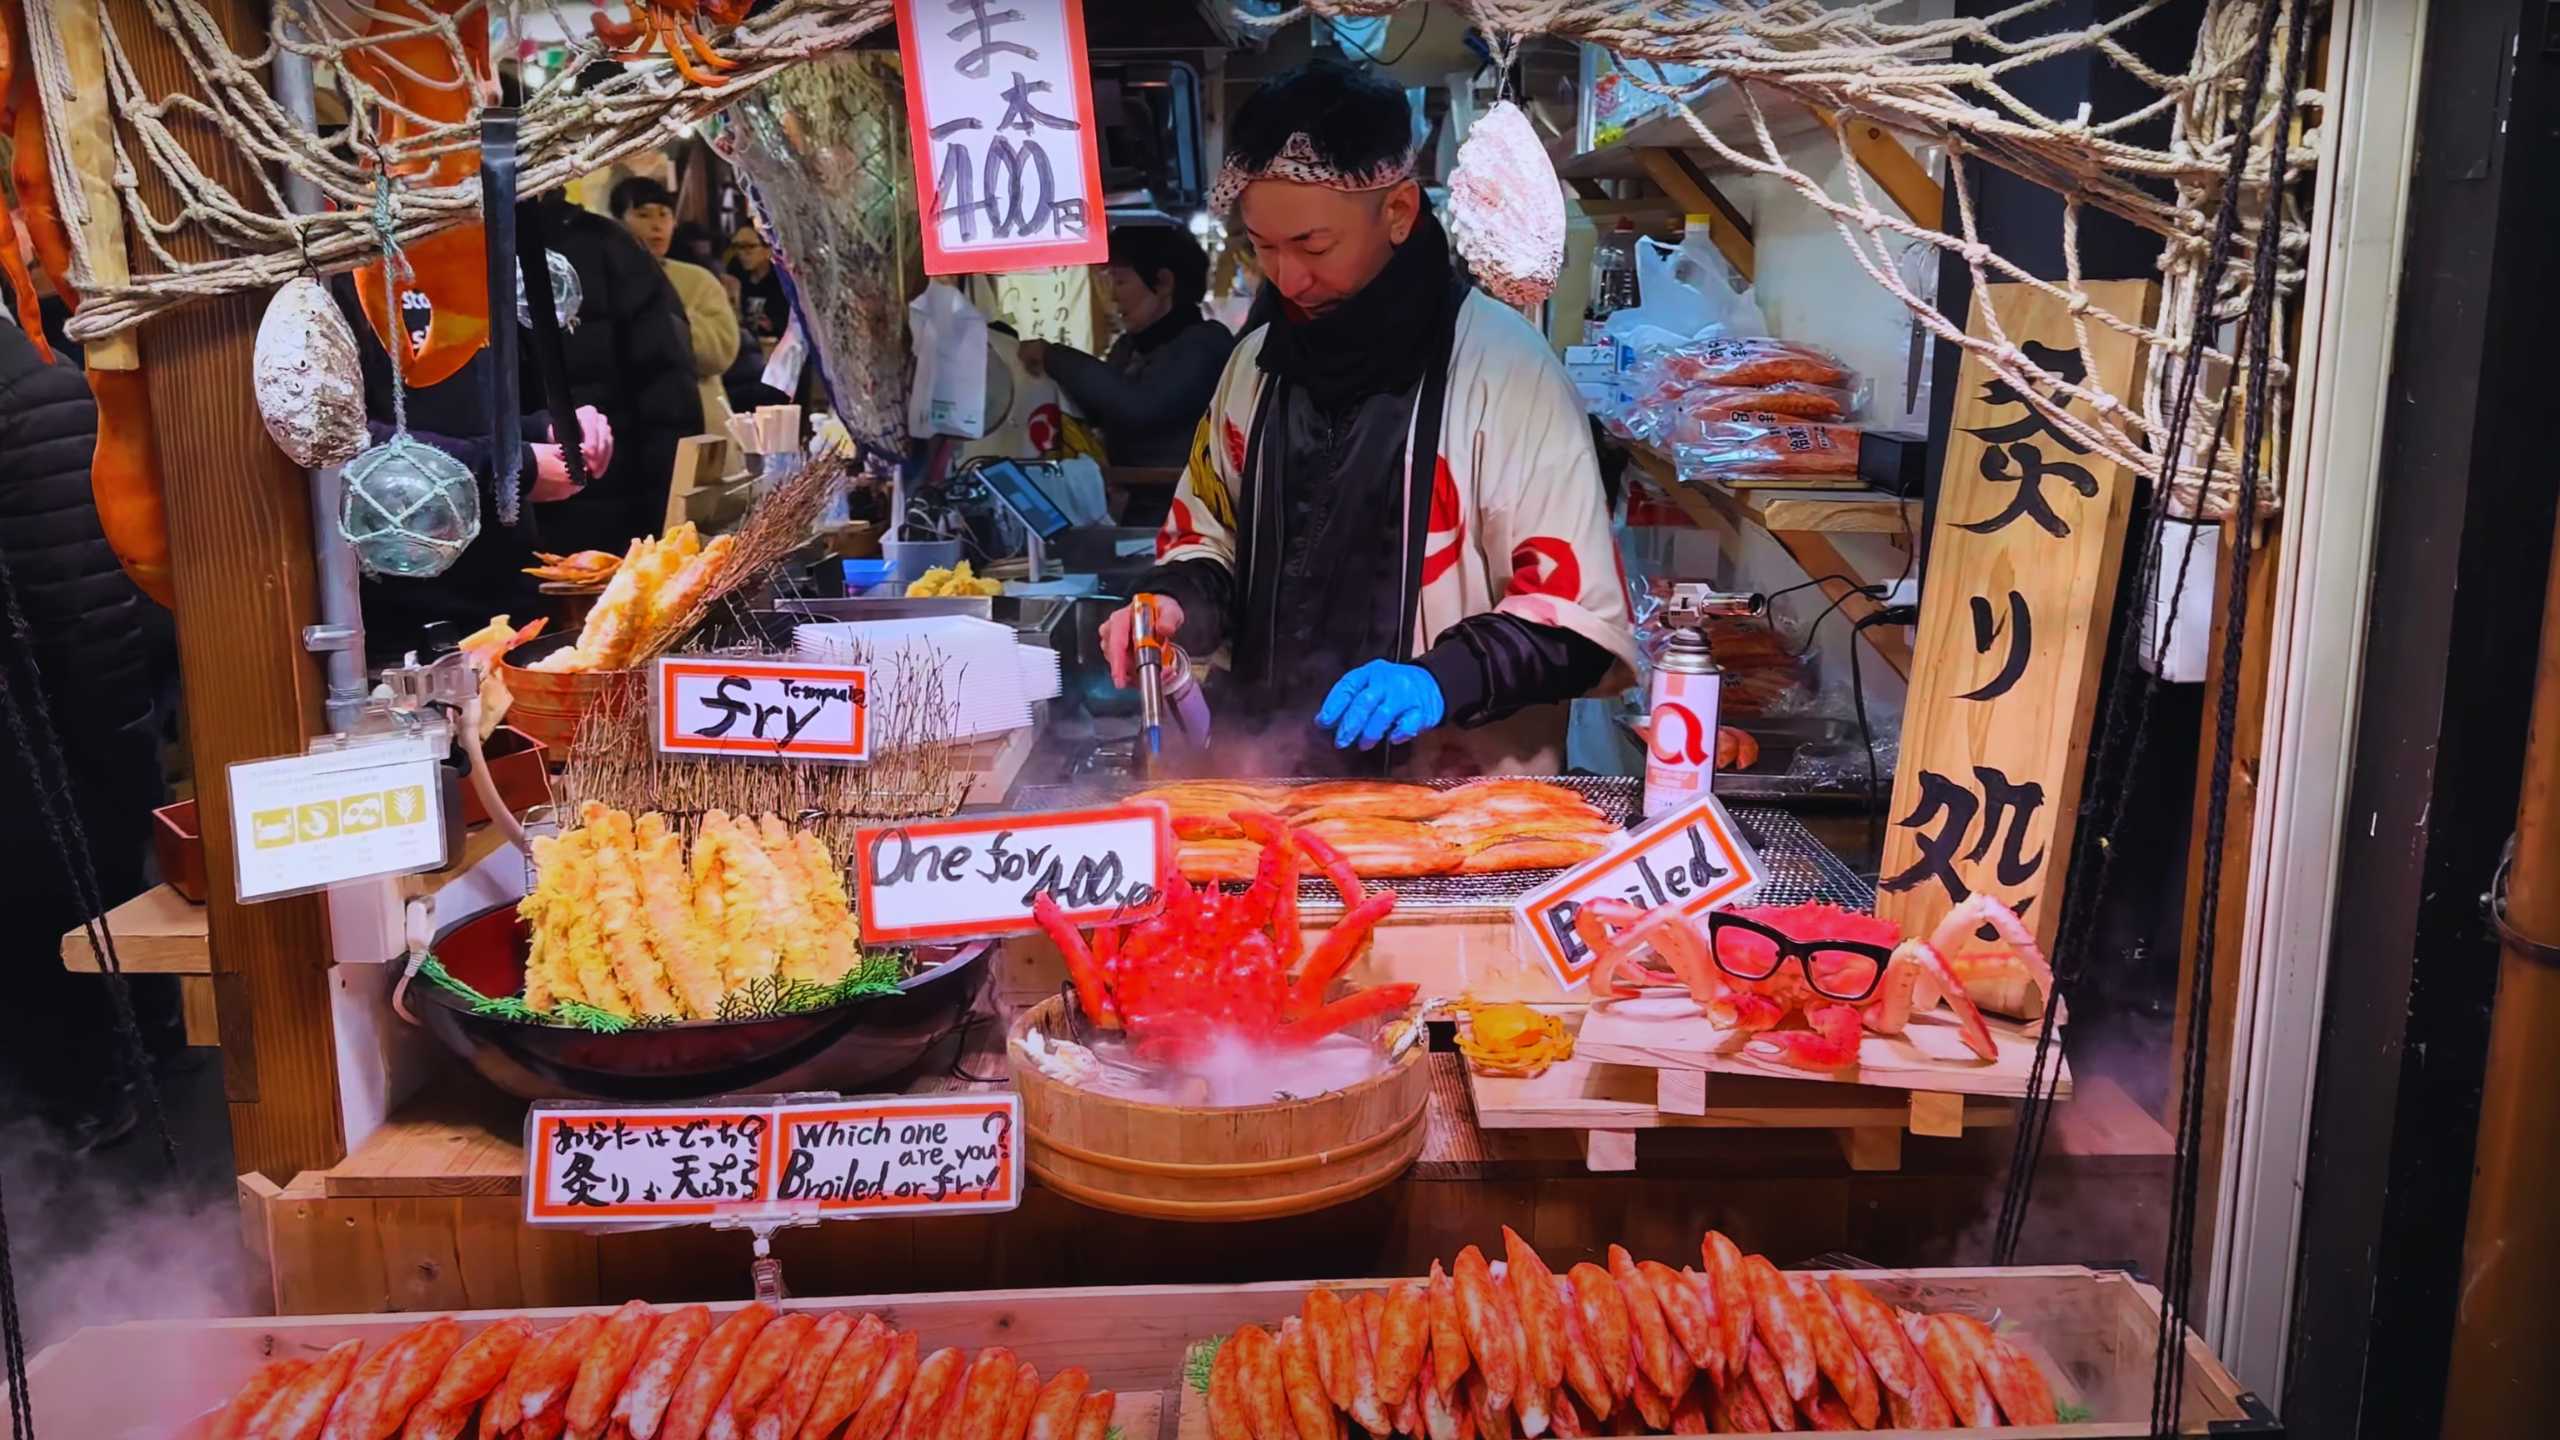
[1573, 896, 2054, 1071]
[1032, 810, 1418, 1066]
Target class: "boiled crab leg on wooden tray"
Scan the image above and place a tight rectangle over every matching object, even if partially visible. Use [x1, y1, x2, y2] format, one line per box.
[1032, 810, 1418, 1065]
[1204, 1229, 2064, 1438]
[1136, 780, 1623, 883]
[188, 1301, 1117, 1440]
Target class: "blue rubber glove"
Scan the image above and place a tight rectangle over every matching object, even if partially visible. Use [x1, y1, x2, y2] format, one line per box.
[1315, 660, 1447, 751]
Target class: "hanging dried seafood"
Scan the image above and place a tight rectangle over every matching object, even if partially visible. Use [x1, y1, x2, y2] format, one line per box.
[252, 276, 367, 468]
[1446, 101, 1565, 309]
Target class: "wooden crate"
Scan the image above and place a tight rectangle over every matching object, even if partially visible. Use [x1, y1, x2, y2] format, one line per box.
[1166, 1268, 2270, 1439]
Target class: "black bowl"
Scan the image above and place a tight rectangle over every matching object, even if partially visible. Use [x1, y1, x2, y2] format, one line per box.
[415, 903, 990, 1101]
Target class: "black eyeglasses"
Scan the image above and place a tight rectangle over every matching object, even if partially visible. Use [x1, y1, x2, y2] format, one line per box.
[1705, 911, 1895, 1004]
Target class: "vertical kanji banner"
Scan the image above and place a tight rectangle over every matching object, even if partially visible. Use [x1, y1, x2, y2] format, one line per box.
[1875, 279, 2159, 967]
[894, 0, 1107, 275]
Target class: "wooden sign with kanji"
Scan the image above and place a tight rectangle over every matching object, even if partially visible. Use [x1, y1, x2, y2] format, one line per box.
[1876, 279, 2158, 974]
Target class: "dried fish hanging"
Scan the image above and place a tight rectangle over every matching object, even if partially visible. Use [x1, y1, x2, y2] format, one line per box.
[339, 170, 480, 578]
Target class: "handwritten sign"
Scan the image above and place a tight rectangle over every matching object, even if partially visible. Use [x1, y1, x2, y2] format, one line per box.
[228, 735, 449, 902]
[653, 656, 870, 763]
[773, 1097, 1020, 1214]
[852, 802, 1171, 945]
[526, 1095, 1020, 1224]
[895, 0, 1105, 275]
[1875, 280, 2154, 960]
[1514, 792, 1766, 990]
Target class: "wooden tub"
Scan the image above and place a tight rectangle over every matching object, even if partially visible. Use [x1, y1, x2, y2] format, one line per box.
[499, 633, 626, 753]
[1007, 996, 1431, 1222]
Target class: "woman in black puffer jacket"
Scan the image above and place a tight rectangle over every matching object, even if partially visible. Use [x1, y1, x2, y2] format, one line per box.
[0, 306, 173, 1143]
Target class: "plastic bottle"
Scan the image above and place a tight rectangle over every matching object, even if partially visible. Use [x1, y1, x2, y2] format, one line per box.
[1588, 217, 1639, 324]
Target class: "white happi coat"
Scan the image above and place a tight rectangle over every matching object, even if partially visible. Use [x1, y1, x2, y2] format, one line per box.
[1154, 290, 1638, 774]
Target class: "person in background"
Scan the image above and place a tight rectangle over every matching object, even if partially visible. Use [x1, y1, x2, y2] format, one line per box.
[1017, 225, 1234, 470]
[0, 198, 173, 1148]
[726, 223, 791, 352]
[614, 177, 737, 440]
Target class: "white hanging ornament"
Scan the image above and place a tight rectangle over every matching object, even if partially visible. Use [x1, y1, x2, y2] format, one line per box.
[515, 249, 583, 332]
[1447, 100, 1566, 309]
[252, 276, 367, 467]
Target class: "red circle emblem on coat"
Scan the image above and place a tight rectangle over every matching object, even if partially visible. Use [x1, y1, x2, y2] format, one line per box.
[1421, 458, 1465, 585]
[1508, 536, 1582, 600]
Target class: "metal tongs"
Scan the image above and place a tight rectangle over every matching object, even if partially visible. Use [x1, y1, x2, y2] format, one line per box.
[1132, 592, 1168, 778]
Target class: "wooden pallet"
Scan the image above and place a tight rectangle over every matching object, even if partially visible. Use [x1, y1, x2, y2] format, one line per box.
[1468, 1003, 2069, 1173]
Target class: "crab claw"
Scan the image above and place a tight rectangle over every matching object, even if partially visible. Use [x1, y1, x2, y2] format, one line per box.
[1276, 983, 1419, 1048]
[1290, 826, 1370, 907]
[1034, 890, 1119, 1029]
[1709, 990, 1788, 1034]
[1931, 894, 2059, 1019]
[1289, 889, 1399, 1019]
[1746, 1003, 1863, 1071]
[1893, 938, 2000, 1061]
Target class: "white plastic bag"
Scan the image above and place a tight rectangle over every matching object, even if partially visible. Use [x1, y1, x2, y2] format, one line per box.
[907, 280, 989, 439]
[1606, 234, 1767, 353]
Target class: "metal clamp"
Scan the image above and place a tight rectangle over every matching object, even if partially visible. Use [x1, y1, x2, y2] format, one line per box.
[303, 623, 361, 654]
[2482, 834, 2560, 967]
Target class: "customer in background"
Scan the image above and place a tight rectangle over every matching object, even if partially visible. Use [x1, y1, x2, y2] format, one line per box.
[615, 177, 737, 441]
[0, 203, 175, 1148]
[1017, 224, 1234, 469]
[515, 184, 699, 556]
[726, 223, 791, 353]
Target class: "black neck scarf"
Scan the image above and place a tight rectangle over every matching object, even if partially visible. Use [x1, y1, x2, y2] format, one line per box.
[1123, 303, 1198, 357]
[1254, 209, 1455, 409]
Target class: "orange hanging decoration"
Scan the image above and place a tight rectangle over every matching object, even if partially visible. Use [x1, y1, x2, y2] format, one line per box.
[347, 0, 493, 390]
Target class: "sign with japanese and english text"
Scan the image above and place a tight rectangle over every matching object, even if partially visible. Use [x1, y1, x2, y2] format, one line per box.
[895, 0, 1106, 275]
[653, 656, 871, 763]
[852, 802, 1171, 945]
[1874, 280, 2157, 956]
[525, 1094, 1020, 1224]
[228, 735, 449, 902]
[1514, 792, 1766, 990]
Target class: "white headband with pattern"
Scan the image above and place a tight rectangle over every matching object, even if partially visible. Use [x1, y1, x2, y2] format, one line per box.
[1208, 131, 1417, 213]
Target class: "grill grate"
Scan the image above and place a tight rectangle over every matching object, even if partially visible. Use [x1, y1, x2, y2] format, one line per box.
[1012, 778, 1873, 914]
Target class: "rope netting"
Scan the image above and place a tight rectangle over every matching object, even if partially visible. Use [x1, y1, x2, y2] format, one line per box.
[20, 0, 2316, 514]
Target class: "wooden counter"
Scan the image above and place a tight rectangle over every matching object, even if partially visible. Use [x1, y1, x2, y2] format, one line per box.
[246, 986, 2172, 1314]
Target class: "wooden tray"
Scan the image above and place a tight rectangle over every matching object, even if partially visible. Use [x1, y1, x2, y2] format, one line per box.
[1576, 993, 2073, 1101]
[1164, 1267, 2268, 1438]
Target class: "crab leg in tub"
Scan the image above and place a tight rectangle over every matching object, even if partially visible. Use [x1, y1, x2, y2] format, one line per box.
[1939, 1313, 2060, 1426]
[1287, 891, 1400, 1018]
[1784, 1274, 1880, 1428]
[245, 1338, 364, 1440]
[210, 1358, 309, 1440]
[1275, 983, 1418, 1047]
[1606, 1246, 1683, 1397]
[1448, 1247, 1520, 1414]
[1818, 1276, 1931, 1415]
[845, 1331, 923, 1440]
[1635, 1262, 1716, 1387]
[1901, 1312, 2000, 1428]
[1033, 892, 1120, 1028]
[1741, 1257, 1818, 1405]
[1070, 1392, 1117, 1440]
[1233, 811, 1302, 960]
[1291, 827, 1370, 906]
[796, 1313, 890, 1440]
[1276, 1322, 1340, 1440]
[1738, 1338, 1797, 1433]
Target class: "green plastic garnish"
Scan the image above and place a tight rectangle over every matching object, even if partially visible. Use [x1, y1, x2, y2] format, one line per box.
[417, 950, 903, 1032]
[2058, 1401, 2092, 1424]
[1188, 1336, 1225, 1395]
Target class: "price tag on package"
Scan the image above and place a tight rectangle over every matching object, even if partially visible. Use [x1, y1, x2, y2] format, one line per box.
[1513, 792, 1767, 990]
[653, 656, 870, 762]
[227, 736, 450, 902]
[526, 1095, 1020, 1225]
[851, 801, 1171, 945]
[895, 0, 1106, 275]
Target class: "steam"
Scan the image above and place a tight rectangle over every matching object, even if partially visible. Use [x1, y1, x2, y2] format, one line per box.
[0, 1114, 257, 1353]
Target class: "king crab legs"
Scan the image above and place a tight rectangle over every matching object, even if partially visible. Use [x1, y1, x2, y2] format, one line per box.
[1572, 895, 2053, 1072]
[591, 0, 751, 87]
[1032, 810, 1417, 1067]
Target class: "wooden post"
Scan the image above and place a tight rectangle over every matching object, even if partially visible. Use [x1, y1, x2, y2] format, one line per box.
[110, 0, 344, 1177]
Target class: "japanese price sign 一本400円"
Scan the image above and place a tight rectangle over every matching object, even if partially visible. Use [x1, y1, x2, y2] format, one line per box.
[895, 0, 1105, 274]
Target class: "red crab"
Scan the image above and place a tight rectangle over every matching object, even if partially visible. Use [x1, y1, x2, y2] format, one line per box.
[1574, 897, 2049, 1072]
[592, 0, 753, 87]
[1032, 810, 1417, 1066]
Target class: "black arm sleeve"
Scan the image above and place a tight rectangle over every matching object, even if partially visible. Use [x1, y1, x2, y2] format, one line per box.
[1417, 613, 1619, 728]
[1044, 326, 1230, 440]
[1133, 555, 1237, 655]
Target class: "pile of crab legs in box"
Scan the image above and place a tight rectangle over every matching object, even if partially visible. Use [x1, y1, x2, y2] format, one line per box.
[1570, 895, 2057, 1073]
[1032, 810, 1418, 1068]
[1207, 1227, 2063, 1438]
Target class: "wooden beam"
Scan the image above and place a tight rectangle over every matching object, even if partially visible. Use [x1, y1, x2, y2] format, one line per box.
[1810, 106, 1945, 229]
[115, 0, 345, 1179]
[1571, 195, 1685, 220]
[1634, 148, 1756, 283]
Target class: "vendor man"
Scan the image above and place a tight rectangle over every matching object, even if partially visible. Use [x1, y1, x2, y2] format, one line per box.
[1105, 60, 1635, 775]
